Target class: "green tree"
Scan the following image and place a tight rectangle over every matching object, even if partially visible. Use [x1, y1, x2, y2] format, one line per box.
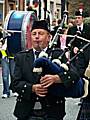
[67, 0, 90, 17]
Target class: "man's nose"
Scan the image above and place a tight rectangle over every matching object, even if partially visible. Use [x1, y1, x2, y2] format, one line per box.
[35, 33, 39, 38]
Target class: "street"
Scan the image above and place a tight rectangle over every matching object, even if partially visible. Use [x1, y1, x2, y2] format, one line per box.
[0, 67, 80, 120]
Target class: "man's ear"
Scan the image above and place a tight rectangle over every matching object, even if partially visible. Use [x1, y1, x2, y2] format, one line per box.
[48, 34, 52, 42]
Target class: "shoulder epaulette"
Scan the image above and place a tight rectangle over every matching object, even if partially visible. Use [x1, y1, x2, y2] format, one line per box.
[17, 49, 31, 54]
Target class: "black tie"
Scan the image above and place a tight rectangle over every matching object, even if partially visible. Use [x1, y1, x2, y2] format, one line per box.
[35, 51, 40, 58]
[79, 27, 81, 32]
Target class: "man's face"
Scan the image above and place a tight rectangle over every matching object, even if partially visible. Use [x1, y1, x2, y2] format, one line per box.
[31, 29, 51, 51]
[75, 16, 84, 26]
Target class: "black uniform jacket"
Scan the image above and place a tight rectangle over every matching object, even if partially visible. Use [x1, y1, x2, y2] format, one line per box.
[66, 23, 90, 78]
[66, 23, 90, 58]
[77, 45, 90, 76]
[77, 45, 90, 98]
[11, 48, 80, 119]
[67, 23, 90, 46]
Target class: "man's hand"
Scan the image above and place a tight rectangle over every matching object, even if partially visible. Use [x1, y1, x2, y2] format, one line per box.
[73, 47, 79, 54]
[32, 84, 48, 97]
[40, 74, 61, 88]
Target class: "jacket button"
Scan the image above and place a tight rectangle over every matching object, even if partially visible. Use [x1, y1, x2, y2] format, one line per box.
[64, 72, 67, 75]
[72, 81, 74, 83]
[22, 90, 24, 93]
[68, 76, 70, 79]
[24, 84, 27, 88]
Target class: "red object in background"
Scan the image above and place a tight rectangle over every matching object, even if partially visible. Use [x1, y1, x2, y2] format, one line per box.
[79, 3, 84, 10]
[33, 0, 39, 8]
[26, 24, 32, 49]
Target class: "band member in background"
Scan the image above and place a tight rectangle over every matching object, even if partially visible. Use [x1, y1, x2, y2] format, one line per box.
[76, 43, 90, 120]
[66, 10, 90, 60]
[66, 10, 90, 119]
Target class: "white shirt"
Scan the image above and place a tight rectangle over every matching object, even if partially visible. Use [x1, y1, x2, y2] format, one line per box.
[77, 23, 83, 31]
[33, 47, 48, 60]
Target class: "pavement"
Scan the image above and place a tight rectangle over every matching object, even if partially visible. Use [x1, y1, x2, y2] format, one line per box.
[64, 98, 80, 120]
[0, 67, 81, 120]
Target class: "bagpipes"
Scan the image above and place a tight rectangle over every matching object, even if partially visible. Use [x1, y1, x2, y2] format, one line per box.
[32, 12, 90, 98]
[33, 44, 89, 98]
[49, 10, 68, 49]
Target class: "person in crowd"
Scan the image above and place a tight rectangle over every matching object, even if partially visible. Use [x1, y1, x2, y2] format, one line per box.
[0, 28, 3, 39]
[51, 18, 57, 32]
[68, 18, 75, 27]
[59, 26, 68, 50]
[0, 29, 18, 98]
[51, 19, 68, 48]
[53, 19, 62, 34]
[7, 50, 18, 98]
[0, 39, 10, 98]
[66, 10, 90, 60]
[66, 9, 90, 107]
[51, 19, 61, 37]
[76, 42, 90, 120]
[10, 20, 81, 120]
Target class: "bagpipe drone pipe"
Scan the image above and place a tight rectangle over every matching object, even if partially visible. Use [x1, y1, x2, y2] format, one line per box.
[49, 10, 68, 49]
[33, 33, 90, 98]
[0, 26, 14, 45]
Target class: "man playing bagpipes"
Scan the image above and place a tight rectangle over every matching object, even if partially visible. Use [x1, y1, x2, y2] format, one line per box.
[10, 20, 66, 120]
[10, 19, 88, 120]
[66, 10, 90, 62]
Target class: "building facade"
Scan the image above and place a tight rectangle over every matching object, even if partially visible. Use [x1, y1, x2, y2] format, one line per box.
[0, 0, 17, 25]
[0, 0, 4, 25]
[26, 0, 67, 24]
[0, 0, 68, 26]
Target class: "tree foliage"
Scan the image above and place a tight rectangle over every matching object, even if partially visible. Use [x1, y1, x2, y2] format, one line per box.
[67, 0, 90, 17]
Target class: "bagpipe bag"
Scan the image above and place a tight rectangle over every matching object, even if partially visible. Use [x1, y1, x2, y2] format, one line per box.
[33, 57, 88, 98]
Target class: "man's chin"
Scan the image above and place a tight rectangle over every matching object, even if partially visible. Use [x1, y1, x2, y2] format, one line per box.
[34, 46, 41, 51]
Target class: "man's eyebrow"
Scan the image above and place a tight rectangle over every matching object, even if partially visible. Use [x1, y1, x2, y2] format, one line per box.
[32, 31, 48, 34]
